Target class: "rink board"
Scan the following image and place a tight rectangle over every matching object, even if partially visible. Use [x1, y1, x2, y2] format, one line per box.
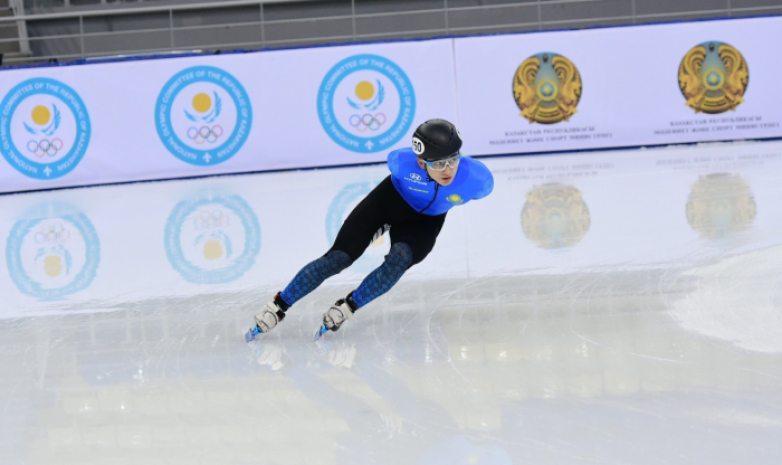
[0, 16, 781, 193]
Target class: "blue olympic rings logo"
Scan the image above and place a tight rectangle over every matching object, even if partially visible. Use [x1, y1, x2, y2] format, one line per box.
[349, 113, 386, 132]
[194, 209, 231, 230]
[187, 125, 224, 145]
[34, 223, 70, 244]
[27, 138, 64, 158]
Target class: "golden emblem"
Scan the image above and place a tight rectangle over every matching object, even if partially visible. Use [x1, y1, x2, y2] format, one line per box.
[679, 42, 749, 114]
[521, 183, 590, 249]
[513, 53, 582, 124]
[686, 173, 756, 238]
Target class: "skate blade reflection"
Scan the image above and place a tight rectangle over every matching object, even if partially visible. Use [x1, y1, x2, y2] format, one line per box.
[314, 324, 329, 342]
[245, 326, 260, 343]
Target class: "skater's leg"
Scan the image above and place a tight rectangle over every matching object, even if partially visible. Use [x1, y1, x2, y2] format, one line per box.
[279, 179, 395, 307]
[279, 250, 353, 307]
[351, 212, 446, 308]
[252, 179, 394, 337]
[253, 250, 353, 336]
[321, 214, 446, 331]
[351, 242, 413, 307]
[321, 243, 412, 331]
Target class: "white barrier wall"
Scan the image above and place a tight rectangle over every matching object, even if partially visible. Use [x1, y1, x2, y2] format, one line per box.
[0, 39, 457, 193]
[1, 17, 781, 193]
[455, 16, 782, 156]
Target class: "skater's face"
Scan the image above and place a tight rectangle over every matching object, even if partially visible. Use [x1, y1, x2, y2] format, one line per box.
[418, 157, 460, 186]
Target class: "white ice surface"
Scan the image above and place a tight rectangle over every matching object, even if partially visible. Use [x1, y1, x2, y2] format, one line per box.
[1, 141, 781, 464]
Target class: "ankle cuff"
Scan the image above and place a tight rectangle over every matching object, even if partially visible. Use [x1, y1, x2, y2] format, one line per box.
[274, 292, 291, 312]
[346, 292, 359, 312]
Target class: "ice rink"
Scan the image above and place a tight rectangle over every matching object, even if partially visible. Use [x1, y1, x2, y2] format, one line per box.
[1, 141, 782, 464]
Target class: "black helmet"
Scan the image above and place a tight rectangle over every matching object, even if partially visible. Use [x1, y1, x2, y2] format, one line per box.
[412, 119, 462, 161]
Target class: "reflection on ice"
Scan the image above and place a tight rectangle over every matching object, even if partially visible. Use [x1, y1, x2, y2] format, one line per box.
[164, 192, 260, 284]
[521, 183, 590, 249]
[6, 202, 100, 300]
[670, 245, 782, 353]
[686, 172, 756, 238]
[1, 141, 782, 464]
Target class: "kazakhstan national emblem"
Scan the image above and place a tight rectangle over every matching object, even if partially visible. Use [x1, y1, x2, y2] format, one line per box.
[679, 41, 748, 114]
[513, 52, 582, 124]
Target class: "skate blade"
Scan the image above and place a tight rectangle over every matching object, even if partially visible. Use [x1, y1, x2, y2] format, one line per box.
[245, 326, 261, 343]
[314, 324, 329, 342]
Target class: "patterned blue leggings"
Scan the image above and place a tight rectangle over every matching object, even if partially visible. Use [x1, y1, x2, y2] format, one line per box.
[352, 243, 412, 307]
[279, 243, 413, 309]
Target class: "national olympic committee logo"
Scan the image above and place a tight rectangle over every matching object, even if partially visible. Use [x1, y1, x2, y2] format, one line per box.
[326, 182, 390, 272]
[6, 203, 100, 300]
[155, 66, 252, 166]
[164, 194, 260, 284]
[318, 54, 416, 153]
[513, 52, 582, 124]
[0, 78, 91, 180]
[679, 41, 749, 114]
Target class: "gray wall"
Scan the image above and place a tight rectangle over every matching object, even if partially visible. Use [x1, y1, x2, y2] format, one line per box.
[12, 0, 782, 64]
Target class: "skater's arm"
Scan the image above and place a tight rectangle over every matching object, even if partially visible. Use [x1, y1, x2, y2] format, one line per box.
[470, 158, 494, 200]
[386, 148, 406, 180]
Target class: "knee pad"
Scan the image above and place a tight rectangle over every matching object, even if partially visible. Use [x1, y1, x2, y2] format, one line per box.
[387, 242, 413, 270]
[325, 249, 353, 272]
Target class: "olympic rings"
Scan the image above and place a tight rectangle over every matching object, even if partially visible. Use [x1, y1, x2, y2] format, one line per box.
[348, 113, 386, 132]
[34, 223, 70, 244]
[26, 138, 64, 158]
[187, 125, 223, 145]
[194, 209, 231, 230]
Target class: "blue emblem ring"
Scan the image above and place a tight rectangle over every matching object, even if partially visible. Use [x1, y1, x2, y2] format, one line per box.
[164, 195, 261, 284]
[318, 54, 416, 153]
[0, 78, 91, 180]
[155, 66, 252, 166]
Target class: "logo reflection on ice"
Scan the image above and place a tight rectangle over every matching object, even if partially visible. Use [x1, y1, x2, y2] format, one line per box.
[686, 173, 756, 239]
[679, 41, 749, 114]
[165, 194, 260, 284]
[6, 204, 100, 300]
[521, 183, 591, 249]
[0, 78, 91, 180]
[513, 52, 582, 124]
[155, 66, 252, 166]
[318, 54, 416, 153]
